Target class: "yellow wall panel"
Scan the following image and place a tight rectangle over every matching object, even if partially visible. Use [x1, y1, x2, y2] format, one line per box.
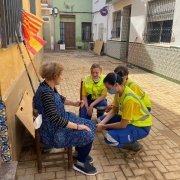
[0, 0, 43, 160]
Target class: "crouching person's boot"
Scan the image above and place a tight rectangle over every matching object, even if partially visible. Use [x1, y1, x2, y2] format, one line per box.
[122, 141, 143, 159]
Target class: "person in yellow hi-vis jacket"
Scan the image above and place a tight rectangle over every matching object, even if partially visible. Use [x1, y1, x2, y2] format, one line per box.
[114, 66, 152, 112]
[97, 73, 152, 153]
[81, 64, 107, 119]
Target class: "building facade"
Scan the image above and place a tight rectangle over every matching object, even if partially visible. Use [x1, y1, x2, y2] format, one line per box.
[92, 0, 108, 42]
[0, 0, 43, 160]
[104, 0, 180, 83]
[41, 0, 54, 50]
[53, 0, 92, 49]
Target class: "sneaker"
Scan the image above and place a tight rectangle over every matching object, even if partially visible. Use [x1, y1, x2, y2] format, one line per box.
[73, 162, 97, 176]
[131, 142, 143, 152]
[122, 141, 143, 152]
[73, 154, 94, 164]
[86, 155, 94, 164]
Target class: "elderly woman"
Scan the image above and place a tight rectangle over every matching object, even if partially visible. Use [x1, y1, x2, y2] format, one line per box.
[81, 64, 107, 119]
[33, 62, 97, 175]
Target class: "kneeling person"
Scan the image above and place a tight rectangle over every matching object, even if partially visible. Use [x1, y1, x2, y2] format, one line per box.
[114, 66, 152, 112]
[81, 64, 107, 119]
[97, 73, 152, 153]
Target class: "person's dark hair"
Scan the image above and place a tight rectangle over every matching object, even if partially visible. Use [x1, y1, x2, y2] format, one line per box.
[90, 64, 102, 71]
[103, 73, 124, 86]
[114, 66, 129, 77]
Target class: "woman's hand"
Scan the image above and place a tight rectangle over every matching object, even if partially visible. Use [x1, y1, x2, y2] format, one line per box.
[87, 106, 93, 116]
[96, 123, 105, 132]
[73, 100, 85, 107]
[78, 124, 91, 131]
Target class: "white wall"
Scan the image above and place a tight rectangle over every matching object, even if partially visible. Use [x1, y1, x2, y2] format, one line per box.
[92, 0, 108, 42]
[107, 4, 114, 40]
[172, 0, 180, 46]
[109, 0, 180, 46]
[129, 0, 149, 43]
[109, 0, 148, 43]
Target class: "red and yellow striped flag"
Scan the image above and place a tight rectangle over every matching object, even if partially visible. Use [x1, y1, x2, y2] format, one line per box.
[26, 36, 46, 55]
[22, 10, 46, 55]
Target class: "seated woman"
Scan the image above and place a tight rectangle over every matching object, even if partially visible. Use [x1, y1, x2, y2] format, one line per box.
[81, 64, 107, 119]
[97, 73, 152, 153]
[33, 62, 97, 175]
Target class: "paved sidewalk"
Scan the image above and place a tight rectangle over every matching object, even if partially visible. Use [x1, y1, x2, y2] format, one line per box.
[16, 51, 180, 180]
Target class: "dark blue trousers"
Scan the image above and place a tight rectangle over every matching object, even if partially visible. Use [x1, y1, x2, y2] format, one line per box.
[80, 96, 107, 120]
[99, 115, 151, 148]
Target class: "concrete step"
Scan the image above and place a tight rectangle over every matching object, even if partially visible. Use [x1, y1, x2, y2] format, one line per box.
[0, 161, 18, 180]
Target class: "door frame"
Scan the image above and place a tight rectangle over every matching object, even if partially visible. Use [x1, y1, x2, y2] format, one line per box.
[60, 15, 76, 49]
[123, 5, 132, 58]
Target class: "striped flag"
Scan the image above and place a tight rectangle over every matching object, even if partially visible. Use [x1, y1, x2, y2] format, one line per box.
[26, 36, 46, 55]
[22, 10, 46, 55]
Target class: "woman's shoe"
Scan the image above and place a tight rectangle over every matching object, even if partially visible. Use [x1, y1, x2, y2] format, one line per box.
[122, 141, 143, 152]
[86, 155, 94, 164]
[73, 153, 94, 164]
[122, 142, 144, 160]
[73, 162, 97, 176]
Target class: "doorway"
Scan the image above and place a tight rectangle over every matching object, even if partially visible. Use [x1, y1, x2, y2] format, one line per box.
[64, 22, 75, 49]
[60, 15, 75, 49]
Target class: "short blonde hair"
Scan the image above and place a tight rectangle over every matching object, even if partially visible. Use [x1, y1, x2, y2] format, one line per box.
[90, 64, 102, 71]
[40, 62, 64, 81]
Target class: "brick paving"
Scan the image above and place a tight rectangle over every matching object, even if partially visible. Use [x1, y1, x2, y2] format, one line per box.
[16, 51, 180, 180]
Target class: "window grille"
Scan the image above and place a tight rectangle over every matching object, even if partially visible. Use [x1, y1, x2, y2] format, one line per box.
[0, 0, 22, 48]
[112, 11, 121, 38]
[144, 0, 175, 43]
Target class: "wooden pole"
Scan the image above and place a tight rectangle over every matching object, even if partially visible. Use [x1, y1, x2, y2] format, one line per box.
[23, 40, 41, 83]
[15, 32, 36, 94]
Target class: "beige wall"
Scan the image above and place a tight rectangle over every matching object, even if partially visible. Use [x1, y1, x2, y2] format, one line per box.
[0, 0, 43, 160]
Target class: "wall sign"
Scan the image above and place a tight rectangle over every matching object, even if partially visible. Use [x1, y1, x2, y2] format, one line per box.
[100, 6, 108, 16]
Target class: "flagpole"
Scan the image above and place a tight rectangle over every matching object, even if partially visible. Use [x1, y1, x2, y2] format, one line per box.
[23, 40, 41, 83]
[15, 32, 36, 94]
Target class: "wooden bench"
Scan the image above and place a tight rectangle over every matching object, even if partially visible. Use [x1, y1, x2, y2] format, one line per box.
[16, 90, 73, 173]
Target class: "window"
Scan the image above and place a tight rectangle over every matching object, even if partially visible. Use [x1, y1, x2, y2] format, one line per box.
[145, 0, 175, 43]
[30, 0, 36, 15]
[82, 22, 91, 42]
[60, 22, 65, 44]
[0, 0, 22, 48]
[147, 20, 173, 43]
[112, 11, 121, 38]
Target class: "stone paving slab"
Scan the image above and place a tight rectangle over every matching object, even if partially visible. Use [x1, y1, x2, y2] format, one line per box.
[16, 51, 180, 180]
